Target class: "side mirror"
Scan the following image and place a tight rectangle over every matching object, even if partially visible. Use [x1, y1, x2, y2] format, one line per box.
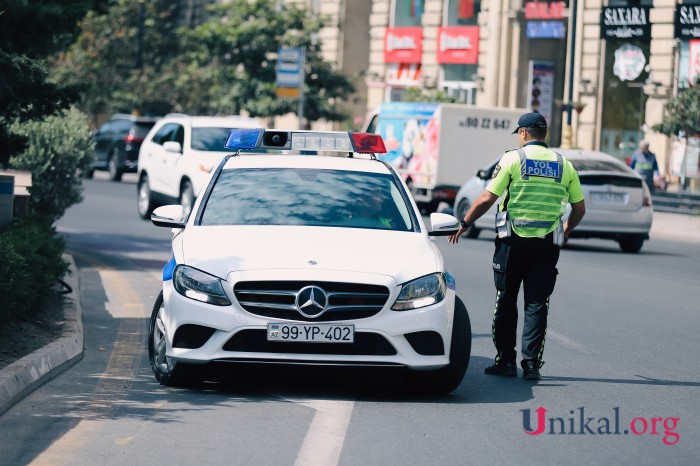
[163, 141, 182, 154]
[152, 205, 186, 228]
[428, 213, 459, 237]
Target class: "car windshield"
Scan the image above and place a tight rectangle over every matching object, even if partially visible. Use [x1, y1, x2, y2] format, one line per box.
[570, 158, 629, 173]
[200, 168, 414, 231]
[192, 127, 238, 152]
[133, 122, 156, 138]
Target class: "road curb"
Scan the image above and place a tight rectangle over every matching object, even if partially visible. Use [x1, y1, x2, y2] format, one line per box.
[0, 255, 83, 416]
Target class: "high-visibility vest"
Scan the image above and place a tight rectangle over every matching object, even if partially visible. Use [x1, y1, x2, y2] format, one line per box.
[502, 147, 569, 237]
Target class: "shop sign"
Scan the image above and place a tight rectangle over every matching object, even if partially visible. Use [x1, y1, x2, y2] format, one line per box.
[524, 1, 565, 20]
[436, 27, 479, 64]
[612, 44, 646, 81]
[675, 4, 700, 40]
[600, 6, 651, 40]
[384, 27, 423, 64]
[526, 21, 566, 39]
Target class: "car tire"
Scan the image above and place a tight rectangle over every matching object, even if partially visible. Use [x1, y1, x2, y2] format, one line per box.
[456, 199, 480, 239]
[137, 174, 155, 219]
[108, 148, 123, 182]
[180, 180, 195, 219]
[618, 235, 645, 253]
[401, 296, 472, 395]
[148, 291, 200, 386]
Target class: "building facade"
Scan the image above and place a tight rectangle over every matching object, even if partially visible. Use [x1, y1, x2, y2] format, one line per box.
[185, 1, 697, 188]
[359, 0, 700, 188]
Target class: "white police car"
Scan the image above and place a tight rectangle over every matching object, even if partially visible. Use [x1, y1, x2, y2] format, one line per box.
[148, 129, 471, 394]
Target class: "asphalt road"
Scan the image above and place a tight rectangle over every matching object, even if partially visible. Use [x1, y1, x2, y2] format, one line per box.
[0, 172, 698, 465]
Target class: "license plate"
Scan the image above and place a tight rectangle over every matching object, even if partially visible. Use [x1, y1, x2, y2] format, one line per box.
[267, 323, 354, 343]
[590, 192, 626, 204]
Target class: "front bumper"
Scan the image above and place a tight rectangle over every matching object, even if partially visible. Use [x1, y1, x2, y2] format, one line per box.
[159, 270, 456, 370]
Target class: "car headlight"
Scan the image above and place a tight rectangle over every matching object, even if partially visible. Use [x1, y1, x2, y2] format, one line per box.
[392, 273, 446, 311]
[173, 265, 231, 306]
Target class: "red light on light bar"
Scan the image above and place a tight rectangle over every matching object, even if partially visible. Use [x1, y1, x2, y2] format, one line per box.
[350, 133, 387, 153]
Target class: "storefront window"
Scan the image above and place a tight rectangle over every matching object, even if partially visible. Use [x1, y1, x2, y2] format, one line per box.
[441, 0, 481, 103]
[393, 0, 424, 27]
[445, 0, 480, 26]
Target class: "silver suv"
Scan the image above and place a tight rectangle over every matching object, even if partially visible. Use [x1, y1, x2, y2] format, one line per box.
[136, 114, 260, 219]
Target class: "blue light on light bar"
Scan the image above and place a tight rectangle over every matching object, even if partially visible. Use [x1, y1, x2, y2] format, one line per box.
[225, 129, 264, 150]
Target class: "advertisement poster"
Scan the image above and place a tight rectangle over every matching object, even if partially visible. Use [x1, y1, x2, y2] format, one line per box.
[375, 103, 438, 183]
[527, 61, 555, 123]
[670, 138, 687, 177]
[686, 136, 700, 178]
[689, 40, 700, 85]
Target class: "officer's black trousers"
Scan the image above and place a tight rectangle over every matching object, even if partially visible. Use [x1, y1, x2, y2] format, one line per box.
[491, 234, 560, 368]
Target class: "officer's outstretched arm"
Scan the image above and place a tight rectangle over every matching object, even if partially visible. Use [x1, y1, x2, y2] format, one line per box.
[448, 190, 499, 244]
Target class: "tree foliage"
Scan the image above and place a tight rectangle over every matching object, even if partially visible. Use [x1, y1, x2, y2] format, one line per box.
[653, 83, 700, 137]
[53, 0, 355, 123]
[9, 108, 95, 222]
[179, 0, 354, 121]
[0, 1, 93, 167]
[51, 0, 181, 121]
[402, 87, 458, 104]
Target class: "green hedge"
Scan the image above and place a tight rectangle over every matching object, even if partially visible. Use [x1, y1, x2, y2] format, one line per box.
[0, 217, 68, 322]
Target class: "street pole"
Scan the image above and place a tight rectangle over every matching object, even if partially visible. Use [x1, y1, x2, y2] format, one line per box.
[562, 0, 578, 149]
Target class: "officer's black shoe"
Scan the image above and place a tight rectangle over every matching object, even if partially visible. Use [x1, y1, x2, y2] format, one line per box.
[522, 361, 541, 381]
[484, 361, 517, 377]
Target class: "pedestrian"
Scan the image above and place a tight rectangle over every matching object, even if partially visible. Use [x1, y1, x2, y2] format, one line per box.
[448, 112, 586, 380]
[629, 140, 660, 192]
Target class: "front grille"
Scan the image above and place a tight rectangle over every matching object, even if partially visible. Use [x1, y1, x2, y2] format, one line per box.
[579, 175, 643, 188]
[233, 281, 390, 322]
[222, 329, 397, 356]
[172, 324, 216, 349]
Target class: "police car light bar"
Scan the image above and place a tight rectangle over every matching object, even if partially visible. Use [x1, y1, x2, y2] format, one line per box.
[225, 129, 386, 154]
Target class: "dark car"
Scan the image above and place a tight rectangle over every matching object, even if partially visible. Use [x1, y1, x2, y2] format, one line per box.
[89, 114, 159, 181]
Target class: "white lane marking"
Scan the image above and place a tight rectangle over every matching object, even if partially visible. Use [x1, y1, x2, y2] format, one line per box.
[293, 399, 355, 466]
[547, 329, 589, 353]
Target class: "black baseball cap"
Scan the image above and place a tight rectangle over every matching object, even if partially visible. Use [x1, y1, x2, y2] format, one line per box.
[512, 112, 547, 134]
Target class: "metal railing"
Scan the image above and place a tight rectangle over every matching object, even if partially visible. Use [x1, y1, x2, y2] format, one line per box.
[652, 191, 700, 215]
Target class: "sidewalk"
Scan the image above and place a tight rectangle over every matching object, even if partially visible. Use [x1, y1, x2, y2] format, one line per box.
[649, 211, 700, 244]
[0, 256, 83, 416]
[0, 211, 698, 415]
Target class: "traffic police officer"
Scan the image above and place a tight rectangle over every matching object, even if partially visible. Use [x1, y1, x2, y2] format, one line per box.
[448, 112, 586, 380]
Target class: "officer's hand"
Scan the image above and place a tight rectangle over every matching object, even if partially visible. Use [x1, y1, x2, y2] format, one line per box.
[561, 234, 569, 248]
[448, 227, 464, 244]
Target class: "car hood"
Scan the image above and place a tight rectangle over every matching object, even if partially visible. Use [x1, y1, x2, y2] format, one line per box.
[177, 226, 439, 285]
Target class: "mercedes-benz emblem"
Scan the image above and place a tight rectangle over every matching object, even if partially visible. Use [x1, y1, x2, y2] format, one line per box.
[295, 285, 328, 318]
